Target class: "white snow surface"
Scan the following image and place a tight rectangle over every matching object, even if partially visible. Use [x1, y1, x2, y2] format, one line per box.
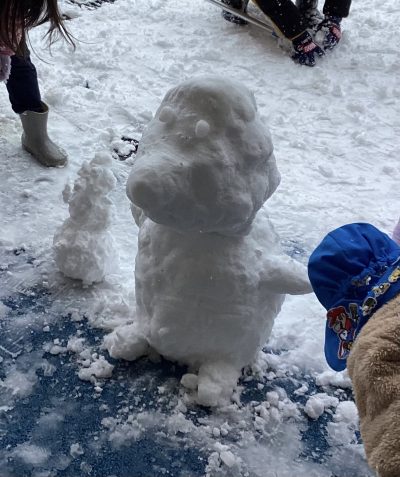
[0, 0, 400, 475]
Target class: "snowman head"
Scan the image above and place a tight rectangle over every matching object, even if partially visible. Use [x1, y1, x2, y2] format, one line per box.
[126, 76, 280, 235]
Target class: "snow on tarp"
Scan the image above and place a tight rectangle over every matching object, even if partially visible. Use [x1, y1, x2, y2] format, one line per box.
[0, 246, 372, 477]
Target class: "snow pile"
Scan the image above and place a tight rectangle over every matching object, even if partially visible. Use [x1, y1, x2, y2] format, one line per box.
[53, 152, 118, 285]
[107, 76, 312, 406]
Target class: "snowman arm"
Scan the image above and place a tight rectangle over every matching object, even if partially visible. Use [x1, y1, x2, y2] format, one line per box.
[260, 256, 313, 295]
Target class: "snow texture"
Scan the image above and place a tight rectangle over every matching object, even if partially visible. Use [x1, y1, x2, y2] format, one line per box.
[120, 76, 312, 406]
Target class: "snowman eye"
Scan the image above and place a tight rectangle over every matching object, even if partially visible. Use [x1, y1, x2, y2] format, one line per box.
[195, 120, 210, 138]
[159, 106, 177, 124]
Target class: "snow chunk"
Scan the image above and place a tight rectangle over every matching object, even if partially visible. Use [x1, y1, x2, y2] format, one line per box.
[266, 391, 280, 407]
[49, 344, 67, 355]
[104, 324, 149, 361]
[220, 450, 237, 468]
[13, 444, 50, 466]
[327, 400, 359, 447]
[180, 373, 198, 390]
[316, 369, 352, 388]
[67, 336, 86, 354]
[304, 393, 339, 419]
[334, 400, 358, 423]
[78, 355, 114, 383]
[70, 443, 84, 458]
[304, 396, 325, 420]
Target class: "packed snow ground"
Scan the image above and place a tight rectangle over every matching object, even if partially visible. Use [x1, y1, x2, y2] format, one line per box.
[0, 0, 399, 475]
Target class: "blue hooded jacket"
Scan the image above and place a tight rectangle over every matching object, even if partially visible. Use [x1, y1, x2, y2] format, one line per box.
[308, 223, 400, 371]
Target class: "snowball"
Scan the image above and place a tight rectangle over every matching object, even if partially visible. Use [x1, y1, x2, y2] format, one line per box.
[158, 105, 176, 124]
[195, 119, 210, 138]
[180, 373, 198, 390]
[304, 396, 325, 420]
[104, 324, 149, 361]
[78, 356, 114, 383]
[49, 345, 67, 355]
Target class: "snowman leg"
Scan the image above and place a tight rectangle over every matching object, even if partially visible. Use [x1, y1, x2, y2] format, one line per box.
[104, 324, 149, 361]
[197, 360, 240, 407]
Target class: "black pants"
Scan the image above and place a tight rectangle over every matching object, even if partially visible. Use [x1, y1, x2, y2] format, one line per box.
[5, 54, 42, 114]
[254, 0, 352, 39]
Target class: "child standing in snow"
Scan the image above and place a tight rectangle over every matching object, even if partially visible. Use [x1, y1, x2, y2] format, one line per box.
[221, 0, 351, 67]
[308, 223, 400, 477]
[0, 0, 74, 167]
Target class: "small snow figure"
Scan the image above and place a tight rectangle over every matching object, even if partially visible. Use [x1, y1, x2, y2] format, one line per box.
[53, 152, 118, 286]
[107, 76, 311, 407]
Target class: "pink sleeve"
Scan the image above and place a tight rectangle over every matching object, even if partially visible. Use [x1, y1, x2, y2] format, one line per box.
[0, 45, 15, 56]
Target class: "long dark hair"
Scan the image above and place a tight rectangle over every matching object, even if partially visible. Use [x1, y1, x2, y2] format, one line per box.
[0, 0, 75, 54]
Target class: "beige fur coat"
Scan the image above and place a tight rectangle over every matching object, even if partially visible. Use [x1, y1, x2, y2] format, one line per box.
[348, 292, 400, 477]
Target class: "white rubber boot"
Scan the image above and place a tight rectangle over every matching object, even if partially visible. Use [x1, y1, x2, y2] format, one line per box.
[20, 102, 68, 168]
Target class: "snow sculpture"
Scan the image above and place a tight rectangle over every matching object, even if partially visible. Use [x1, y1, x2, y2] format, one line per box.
[107, 76, 311, 406]
[53, 152, 118, 286]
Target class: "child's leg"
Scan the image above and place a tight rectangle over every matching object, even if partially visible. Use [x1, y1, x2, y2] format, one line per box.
[5, 50, 67, 167]
[254, 0, 306, 39]
[347, 293, 400, 477]
[6, 53, 43, 114]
